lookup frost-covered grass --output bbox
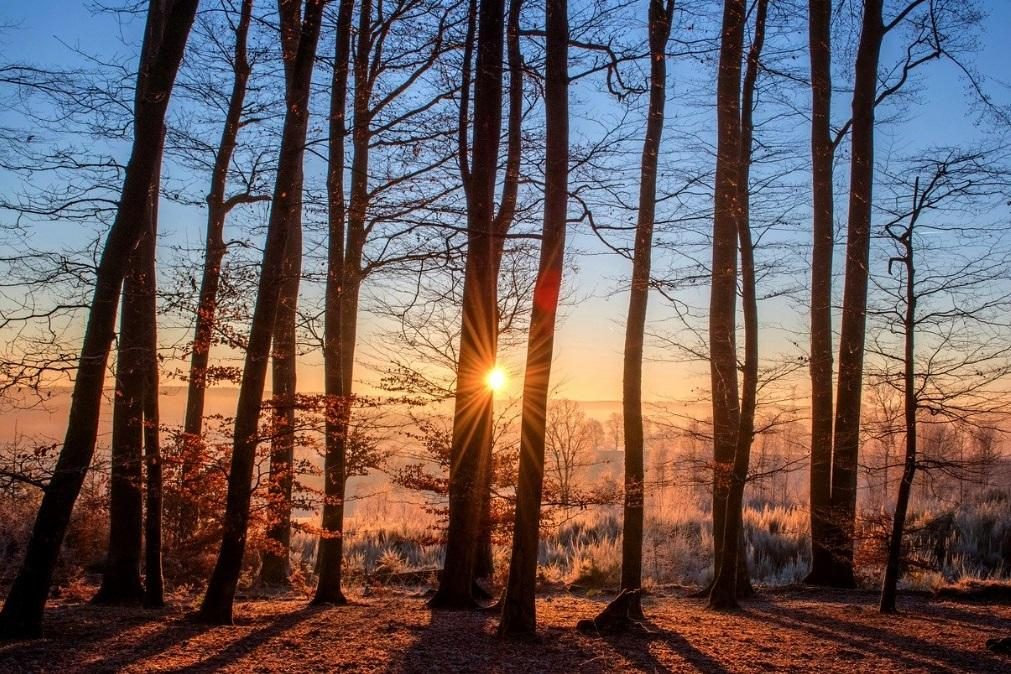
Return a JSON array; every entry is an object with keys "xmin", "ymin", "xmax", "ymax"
[{"xmin": 285, "ymin": 485, "xmax": 1011, "ymax": 593}]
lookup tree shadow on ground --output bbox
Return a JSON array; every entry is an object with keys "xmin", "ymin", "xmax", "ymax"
[
  {"xmin": 751, "ymin": 603, "xmax": 1007, "ymax": 673},
  {"xmin": 598, "ymin": 621, "xmax": 731, "ymax": 674}
]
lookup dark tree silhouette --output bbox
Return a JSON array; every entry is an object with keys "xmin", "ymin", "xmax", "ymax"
[
  {"xmin": 498, "ymin": 0, "xmax": 568, "ymax": 637},
  {"xmin": 430, "ymin": 0, "xmax": 505, "ymax": 610},
  {"xmin": 197, "ymin": 0, "xmax": 326, "ymax": 626},
  {"xmin": 0, "ymin": 0, "xmax": 199, "ymax": 640}
]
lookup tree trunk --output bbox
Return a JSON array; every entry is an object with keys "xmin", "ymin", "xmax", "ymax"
[
  {"xmin": 179, "ymin": 0, "xmax": 255, "ymax": 544},
  {"xmin": 828, "ymin": 0, "xmax": 883, "ymax": 589},
  {"xmin": 142, "ymin": 141, "xmax": 165, "ymax": 608},
  {"xmin": 880, "ymin": 185, "xmax": 917, "ymax": 615},
  {"xmin": 197, "ymin": 0, "xmax": 325, "ymax": 626},
  {"xmin": 93, "ymin": 227, "xmax": 149, "ymax": 607},
  {"xmin": 617, "ymin": 0, "xmax": 674, "ymax": 621},
  {"xmin": 716, "ymin": 0, "xmax": 768, "ymax": 605},
  {"xmin": 431, "ymin": 0, "xmax": 505, "ymax": 611},
  {"xmin": 314, "ymin": 0, "xmax": 362, "ymax": 606},
  {"xmin": 498, "ymin": 0, "xmax": 568, "ymax": 638},
  {"xmin": 260, "ymin": 190, "xmax": 302, "ymax": 587},
  {"xmin": 0, "ymin": 0, "xmax": 198, "ymax": 640},
  {"xmin": 706, "ymin": 0, "xmax": 745, "ymax": 611},
  {"xmin": 806, "ymin": 0, "xmax": 836, "ymax": 586}
]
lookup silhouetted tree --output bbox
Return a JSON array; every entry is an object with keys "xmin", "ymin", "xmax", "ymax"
[
  {"xmin": 498, "ymin": 0, "xmax": 568, "ymax": 637},
  {"xmin": 0, "ymin": 0, "xmax": 199, "ymax": 640},
  {"xmin": 198, "ymin": 0, "xmax": 326, "ymax": 626}
]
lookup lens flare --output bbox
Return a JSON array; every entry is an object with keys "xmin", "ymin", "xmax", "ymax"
[{"xmin": 485, "ymin": 366, "xmax": 508, "ymax": 393}]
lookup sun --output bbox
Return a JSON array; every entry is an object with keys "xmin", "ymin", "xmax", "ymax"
[{"xmin": 485, "ymin": 365, "xmax": 508, "ymax": 393}]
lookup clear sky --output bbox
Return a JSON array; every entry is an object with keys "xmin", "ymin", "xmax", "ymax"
[{"xmin": 2, "ymin": 0, "xmax": 1010, "ymax": 405}]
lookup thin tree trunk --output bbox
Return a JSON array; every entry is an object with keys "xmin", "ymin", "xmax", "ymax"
[
  {"xmin": 806, "ymin": 0, "xmax": 836, "ymax": 586},
  {"xmin": 314, "ymin": 0, "xmax": 355, "ymax": 607},
  {"xmin": 260, "ymin": 191, "xmax": 302, "ymax": 587},
  {"xmin": 498, "ymin": 0, "xmax": 568, "ymax": 638},
  {"xmin": 474, "ymin": 0, "xmax": 524, "ymax": 587},
  {"xmin": 880, "ymin": 182, "xmax": 918, "ymax": 614},
  {"xmin": 179, "ymin": 0, "xmax": 256, "ymax": 543},
  {"xmin": 706, "ymin": 0, "xmax": 745, "ymax": 611},
  {"xmin": 142, "ymin": 139, "xmax": 165, "ymax": 608},
  {"xmin": 93, "ymin": 219, "xmax": 149, "ymax": 607},
  {"xmin": 0, "ymin": 0, "xmax": 198, "ymax": 640},
  {"xmin": 431, "ymin": 0, "xmax": 505, "ymax": 611},
  {"xmin": 618, "ymin": 0, "xmax": 674, "ymax": 621},
  {"xmin": 828, "ymin": 0, "xmax": 884, "ymax": 589},
  {"xmin": 722, "ymin": 0, "xmax": 768, "ymax": 603},
  {"xmin": 197, "ymin": 0, "xmax": 325, "ymax": 625}
]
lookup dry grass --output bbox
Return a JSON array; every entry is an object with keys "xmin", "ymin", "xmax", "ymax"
[{"xmin": 1, "ymin": 587, "xmax": 1009, "ymax": 673}]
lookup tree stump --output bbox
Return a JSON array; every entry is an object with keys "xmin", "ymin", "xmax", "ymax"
[{"xmin": 576, "ymin": 589, "xmax": 653, "ymax": 636}]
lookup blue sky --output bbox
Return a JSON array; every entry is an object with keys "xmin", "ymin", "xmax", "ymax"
[{"xmin": 2, "ymin": 0, "xmax": 1010, "ymax": 403}]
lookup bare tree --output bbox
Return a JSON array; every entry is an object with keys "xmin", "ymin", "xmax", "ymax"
[
  {"xmin": 869, "ymin": 149, "xmax": 1011, "ymax": 613},
  {"xmin": 0, "ymin": 0, "xmax": 199, "ymax": 640},
  {"xmin": 197, "ymin": 0, "xmax": 327, "ymax": 626},
  {"xmin": 499, "ymin": 0, "xmax": 568, "ymax": 637}
]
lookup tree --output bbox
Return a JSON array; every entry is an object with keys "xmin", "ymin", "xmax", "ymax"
[
  {"xmin": 0, "ymin": 0, "xmax": 199, "ymax": 640},
  {"xmin": 93, "ymin": 129, "xmax": 165, "ymax": 607},
  {"xmin": 808, "ymin": 0, "xmax": 988, "ymax": 587},
  {"xmin": 430, "ymin": 0, "xmax": 506, "ymax": 610},
  {"xmin": 544, "ymin": 399, "xmax": 596, "ymax": 507},
  {"xmin": 870, "ymin": 149, "xmax": 1011, "ymax": 613},
  {"xmin": 615, "ymin": 0, "xmax": 674, "ymax": 621},
  {"xmin": 498, "ymin": 0, "xmax": 568, "ymax": 637},
  {"xmin": 197, "ymin": 0, "xmax": 326, "ymax": 626},
  {"xmin": 705, "ymin": 0, "xmax": 745, "ymax": 611},
  {"xmin": 313, "ymin": 0, "xmax": 355, "ymax": 606},
  {"xmin": 179, "ymin": 0, "xmax": 268, "ymax": 544},
  {"xmin": 313, "ymin": 0, "xmax": 464, "ymax": 603}
]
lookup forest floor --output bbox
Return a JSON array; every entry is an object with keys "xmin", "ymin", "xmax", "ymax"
[{"xmin": 1, "ymin": 585, "xmax": 1009, "ymax": 673}]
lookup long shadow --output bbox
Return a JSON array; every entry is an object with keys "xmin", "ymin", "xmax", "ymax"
[
  {"xmin": 0, "ymin": 603, "xmax": 176, "ymax": 668},
  {"xmin": 753, "ymin": 604, "xmax": 1004, "ymax": 673},
  {"xmin": 602, "ymin": 620, "xmax": 730, "ymax": 674},
  {"xmin": 162, "ymin": 606, "xmax": 324, "ymax": 673},
  {"xmin": 81, "ymin": 604, "xmax": 322, "ymax": 673}
]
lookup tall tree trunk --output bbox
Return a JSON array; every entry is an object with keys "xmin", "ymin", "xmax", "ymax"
[
  {"xmin": 198, "ymin": 0, "xmax": 325, "ymax": 625},
  {"xmin": 618, "ymin": 0, "xmax": 674, "ymax": 621},
  {"xmin": 142, "ymin": 138, "xmax": 165, "ymax": 608},
  {"xmin": 718, "ymin": 0, "xmax": 769, "ymax": 604},
  {"xmin": 706, "ymin": 0, "xmax": 745, "ymax": 611},
  {"xmin": 179, "ymin": 0, "xmax": 256, "ymax": 544},
  {"xmin": 313, "ymin": 0, "xmax": 355, "ymax": 606},
  {"xmin": 498, "ymin": 0, "xmax": 568, "ymax": 638},
  {"xmin": 880, "ymin": 183, "xmax": 918, "ymax": 614},
  {"xmin": 474, "ymin": 0, "xmax": 524, "ymax": 587},
  {"xmin": 430, "ymin": 0, "xmax": 505, "ymax": 611},
  {"xmin": 93, "ymin": 212, "xmax": 150, "ymax": 608},
  {"xmin": 806, "ymin": 0, "xmax": 836, "ymax": 586},
  {"xmin": 828, "ymin": 0, "xmax": 883, "ymax": 589},
  {"xmin": 260, "ymin": 191, "xmax": 302, "ymax": 587},
  {"xmin": 0, "ymin": 0, "xmax": 198, "ymax": 640}
]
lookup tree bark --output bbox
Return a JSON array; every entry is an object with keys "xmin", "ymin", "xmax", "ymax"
[
  {"xmin": 617, "ymin": 0, "xmax": 674, "ymax": 621},
  {"xmin": 430, "ymin": 0, "xmax": 505, "ymax": 611},
  {"xmin": 0, "ymin": 0, "xmax": 198, "ymax": 640},
  {"xmin": 706, "ymin": 0, "xmax": 745, "ymax": 611},
  {"xmin": 498, "ymin": 0, "xmax": 568, "ymax": 638},
  {"xmin": 313, "ymin": 0, "xmax": 355, "ymax": 607},
  {"xmin": 142, "ymin": 141, "xmax": 165, "ymax": 608},
  {"xmin": 179, "ymin": 0, "xmax": 256, "ymax": 544},
  {"xmin": 828, "ymin": 0, "xmax": 884, "ymax": 589},
  {"xmin": 197, "ymin": 0, "xmax": 325, "ymax": 626},
  {"xmin": 260, "ymin": 183, "xmax": 302, "ymax": 587},
  {"xmin": 880, "ymin": 183, "xmax": 918, "ymax": 614},
  {"xmin": 806, "ymin": 0, "xmax": 836, "ymax": 586},
  {"xmin": 92, "ymin": 228, "xmax": 149, "ymax": 607}
]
